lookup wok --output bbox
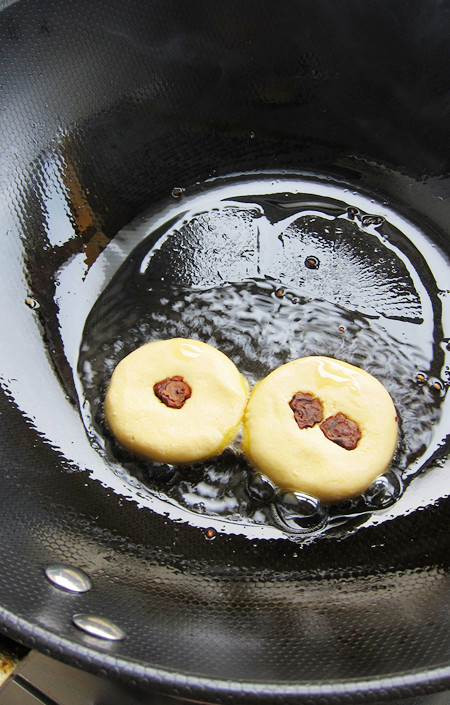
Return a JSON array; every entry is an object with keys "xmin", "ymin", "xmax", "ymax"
[{"xmin": 0, "ymin": 0, "xmax": 449, "ymax": 702}]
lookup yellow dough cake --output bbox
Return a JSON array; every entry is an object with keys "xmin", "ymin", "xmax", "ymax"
[
  {"xmin": 242, "ymin": 356, "xmax": 398, "ymax": 503},
  {"xmin": 105, "ymin": 338, "xmax": 248, "ymax": 464}
]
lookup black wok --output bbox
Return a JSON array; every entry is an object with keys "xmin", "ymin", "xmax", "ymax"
[{"xmin": 0, "ymin": 0, "xmax": 449, "ymax": 702}]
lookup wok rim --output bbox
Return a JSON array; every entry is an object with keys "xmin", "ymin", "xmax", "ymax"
[{"xmin": 1, "ymin": 606, "xmax": 449, "ymax": 703}]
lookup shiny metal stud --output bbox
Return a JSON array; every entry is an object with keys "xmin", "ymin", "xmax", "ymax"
[
  {"xmin": 72, "ymin": 614, "xmax": 125, "ymax": 641},
  {"xmin": 45, "ymin": 564, "xmax": 92, "ymax": 594}
]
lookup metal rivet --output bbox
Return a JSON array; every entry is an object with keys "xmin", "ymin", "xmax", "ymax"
[
  {"xmin": 72, "ymin": 614, "xmax": 125, "ymax": 641},
  {"xmin": 45, "ymin": 564, "xmax": 92, "ymax": 594}
]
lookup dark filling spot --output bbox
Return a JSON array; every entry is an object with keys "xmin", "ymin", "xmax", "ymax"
[
  {"xmin": 289, "ymin": 392, "xmax": 324, "ymax": 429},
  {"xmin": 153, "ymin": 376, "xmax": 192, "ymax": 409},
  {"xmin": 320, "ymin": 412, "xmax": 361, "ymax": 450}
]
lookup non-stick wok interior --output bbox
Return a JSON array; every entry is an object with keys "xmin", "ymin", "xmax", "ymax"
[{"xmin": 0, "ymin": 0, "xmax": 450, "ymax": 702}]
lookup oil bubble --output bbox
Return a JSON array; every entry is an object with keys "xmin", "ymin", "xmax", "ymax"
[
  {"xmin": 171, "ymin": 187, "xmax": 185, "ymax": 199},
  {"xmin": 304, "ymin": 256, "xmax": 320, "ymax": 270},
  {"xmin": 365, "ymin": 471, "xmax": 402, "ymax": 508},
  {"xmin": 272, "ymin": 491, "xmax": 328, "ymax": 533},
  {"xmin": 152, "ymin": 464, "xmax": 178, "ymax": 483},
  {"xmin": 361, "ymin": 215, "xmax": 385, "ymax": 227},
  {"xmin": 428, "ymin": 378, "xmax": 445, "ymax": 397},
  {"xmin": 247, "ymin": 472, "xmax": 276, "ymax": 504},
  {"xmin": 206, "ymin": 527, "xmax": 216, "ymax": 540}
]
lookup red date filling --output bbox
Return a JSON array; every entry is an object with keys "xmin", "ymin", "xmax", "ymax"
[
  {"xmin": 153, "ymin": 376, "xmax": 192, "ymax": 409},
  {"xmin": 320, "ymin": 412, "xmax": 361, "ymax": 450},
  {"xmin": 289, "ymin": 392, "xmax": 362, "ymax": 450},
  {"xmin": 289, "ymin": 392, "xmax": 324, "ymax": 429}
]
